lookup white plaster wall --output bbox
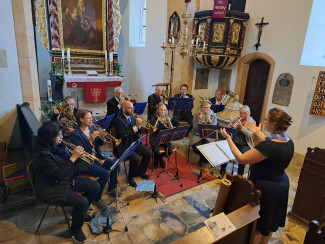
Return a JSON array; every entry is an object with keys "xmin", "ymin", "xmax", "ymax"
[
  {"xmin": 0, "ymin": 0, "xmax": 22, "ymax": 142},
  {"xmin": 117, "ymin": 0, "xmax": 167, "ymax": 102}
]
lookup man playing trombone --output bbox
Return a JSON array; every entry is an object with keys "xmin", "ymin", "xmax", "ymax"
[
  {"xmin": 112, "ymin": 101, "xmax": 152, "ymax": 187},
  {"xmin": 189, "ymin": 100, "xmax": 218, "ymax": 166}
]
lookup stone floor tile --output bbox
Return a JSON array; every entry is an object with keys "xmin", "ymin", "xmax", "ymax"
[
  {"xmin": 142, "ymin": 220, "xmax": 173, "ymax": 242},
  {"xmin": 127, "ymin": 225, "xmax": 151, "ymax": 244},
  {"xmin": 98, "ymin": 233, "xmax": 131, "ymax": 244},
  {"xmin": 0, "ymin": 226, "xmax": 22, "ymax": 243},
  {"xmin": 16, "ymin": 231, "xmax": 41, "ymax": 244}
]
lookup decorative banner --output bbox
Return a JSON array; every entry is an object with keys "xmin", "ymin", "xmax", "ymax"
[
  {"xmin": 213, "ymin": 0, "xmax": 229, "ymax": 18},
  {"xmin": 84, "ymin": 82, "xmax": 107, "ymax": 103}
]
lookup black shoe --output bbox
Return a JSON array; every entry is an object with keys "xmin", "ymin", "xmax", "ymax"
[
  {"xmin": 72, "ymin": 229, "xmax": 86, "ymax": 243},
  {"xmin": 84, "ymin": 214, "xmax": 94, "ymax": 222},
  {"xmin": 127, "ymin": 177, "xmax": 137, "ymax": 187},
  {"xmin": 107, "ymin": 188, "xmax": 122, "ymax": 197},
  {"xmin": 138, "ymin": 173, "xmax": 150, "ymax": 179}
]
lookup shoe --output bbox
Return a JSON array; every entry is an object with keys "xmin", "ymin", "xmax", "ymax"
[
  {"xmin": 107, "ymin": 188, "xmax": 122, "ymax": 197},
  {"xmin": 138, "ymin": 173, "xmax": 150, "ymax": 179},
  {"xmin": 72, "ymin": 229, "xmax": 86, "ymax": 243},
  {"xmin": 127, "ymin": 177, "xmax": 137, "ymax": 187},
  {"xmin": 84, "ymin": 214, "xmax": 94, "ymax": 222},
  {"xmin": 92, "ymin": 199, "xmax": 108, "ymax": 210}
]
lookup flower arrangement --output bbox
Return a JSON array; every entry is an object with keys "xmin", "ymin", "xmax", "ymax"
[{"xmin": 50, "ymin": 60, "xmax": 64, "ymax": 85}]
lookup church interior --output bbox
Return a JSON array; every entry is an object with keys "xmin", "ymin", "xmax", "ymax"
[{"xmin": 0, "ymin": 0, "xmax": 325, "ymax": 243}]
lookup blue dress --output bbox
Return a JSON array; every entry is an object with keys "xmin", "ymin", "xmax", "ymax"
[{"xmin": 249, "ymin": 139, "xmax": 294, "ymax": 236}]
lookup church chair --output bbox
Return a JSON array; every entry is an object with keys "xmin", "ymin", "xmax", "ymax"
[{"xmin": 27, "ymin": 161, "xmax": 71, "ymax": 235}]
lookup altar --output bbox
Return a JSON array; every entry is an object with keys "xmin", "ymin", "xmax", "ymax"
[{"xmin": 64, "ymin": 74, "xmax": 123, "ymax": 119}]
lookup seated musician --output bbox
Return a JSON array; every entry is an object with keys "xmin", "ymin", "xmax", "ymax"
[
  {"xmin": 220, "ymin": 107, "xmax": 294, "ymax": 244},
  {"xmin": 173, "ymin": 84, "xmax": 193, "ymax": 126},
  {"xmin": 209, "ymin": 89, "xmax": 223, "ymax": 105},
  {"xmin": 33, "ymin": 121, "xmax": 100, "ymax": 243},
  {"xmin": 106, "ymin": 87, "xmax": 124, "ymax": 117},
  {"xmin": 112, "ymin": 101, "xmax": 152, "ymax": 187},
  {"xmin": 65, "ymin": 96, "xmax": 79, "ymax": 117},
  {"xmin": 150, "ymin": 102, "xmax": 175, "ymax": 168},
  {"xmin": 189, "ymin": 100, "xmax": 218, "ymax": 166},
  {"xmin": 147, "ymin": 86, "xmax": 164, "ymax": 121},
  {"xmin": 70, "ymin": 109, "xmax": 119, "ymax": 209}
]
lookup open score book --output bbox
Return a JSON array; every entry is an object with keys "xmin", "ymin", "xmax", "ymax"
[{"xmin": 197, "ymin": 140, "xmax": 235, "ymax": 167}]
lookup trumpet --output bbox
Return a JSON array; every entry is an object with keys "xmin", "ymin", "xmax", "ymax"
[
  {"xmin": 61, "ymin": 140, "xmax": 105, "ymax": 165},
  {"xmin": 91, "ymin": 124, "xmax": 122, "ymax": 146},
  {"xmin": 133, "ymin": 113, "xmax": 158, "ymax": 132},
  {"xmin": 154, "ymin": 114, "xmax": 173, "ymax": 129},
  {"xmin": 229, "ymin": 117, "xmax": 242, "ymax": 128},
  {"xmin": 198, "ymin": 111, "xmax": 212, "ymax": 125}
]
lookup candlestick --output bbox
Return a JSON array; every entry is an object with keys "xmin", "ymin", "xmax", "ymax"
[
  {"xmin": 105, "ymin": 59, "xmax": 108, "ymax": 75},
  {"xmin": 68, "ymin": 58, "xmax": 72, "ymax": 76},
  {"xmin": 105, "ymin": 50, "xmax": 107, "ymax": 61},
  {"xmin": 62, "ymin": 49, "xmax": 64, "ymax": 60},
  {"xmin": 172, "ymin": 36, "xmax": 175, "ymax": 44},
  {"xmin": 196, "ymin": 38, "xmax": 199, "ymax": 46},
  {"xmin": 109, "ymin": 52, "xmax": 113, "ymax": 63},
  {"xmin": 67, "ymin": 48, "xmax": 70, "ymax": 62},
  {"xmin": 203, "ymin": 41, "xmax": 206, "ymax": 49},
  {"xmin": 109, "ymin": 61, "xmax": 113, "ymax": 76}
]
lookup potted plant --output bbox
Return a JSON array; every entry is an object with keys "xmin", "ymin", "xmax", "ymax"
[
  {"xmin": 40, "ymin": 99, "xmax": 62, "ymax": 122},
  {"xmin": 50, "ymin": 60, "xmax": 64, "ymax": 100}
]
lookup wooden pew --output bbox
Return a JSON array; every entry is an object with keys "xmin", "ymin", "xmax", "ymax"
[{"xmin": 304, "ymin": 220, "xmax": 325, "ymax": 244}]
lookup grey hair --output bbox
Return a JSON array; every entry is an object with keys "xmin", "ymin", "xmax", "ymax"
[
  {"xmin": 239, "ymin": 105, "xmax": 251, "ymax": 115},
  {"xmin": 114, "ymin": 87, "xmax": 122, "ymax": 92}
]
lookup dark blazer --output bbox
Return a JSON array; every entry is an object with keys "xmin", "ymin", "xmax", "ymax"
[
  {"xmin": 106, "ymin": 97, "xmax": 120, "ymax": 117},
  {"xmin": 33, "ymin": 143, "xmax": 76, "ymax": 204},
  {"xmin": 147, "ymin": 93, "xmax": 164, "ymax": 120},
  {"xmin": 112, "ymin": 114, "xmax": 143, "ymax": 157},
  {"xmin": 70, "ymin": 127, "xmax": 105, "ymax": 171},
  {"xmin": 209, "ymin": 97, "xmax": 216, "ymax": 105},
  {"xmin": 174, "ymin": 93, "xmax": 193, "ymax": 99}
]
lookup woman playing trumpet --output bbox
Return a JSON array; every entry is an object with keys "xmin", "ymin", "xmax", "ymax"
[
  {"xmin": 70, "ymin": 109, "xmax": 119, "ymax": 209},
  {"xmin": 190, "ymin": 101, "xmax": 218, "ymax": 166},
  {"xmin": 33, "ymin": 121, "xmax": 100, "ymax": 243},
  {"xmin": 150, "ymin": 102, "xmax": 175, "ymax": 168}
]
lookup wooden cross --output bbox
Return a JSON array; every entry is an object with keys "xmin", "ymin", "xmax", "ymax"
[{"xmin": 254, "ymin": 17, "xmax": 269, "ymax": 50}]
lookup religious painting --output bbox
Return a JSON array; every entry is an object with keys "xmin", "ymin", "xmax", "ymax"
[
  {"xmin": 57, "ymin": 0, "xmax": 106, "ymax": 53},
  {"xmin": 195, "ymin": 68, "xmax": 209, "ymax": 90},
  {"xmin": 272, "ymin": 73, "xmax": 294, "ymax": 106}
]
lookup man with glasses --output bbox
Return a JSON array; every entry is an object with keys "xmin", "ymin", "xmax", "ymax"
[
  {"xmin": 106, "ymin": 87, "xmax": 124, "ymax": 117},
  {"xmin": 111, "ymin": 101, "xmax": 152, "ymax": 187}
]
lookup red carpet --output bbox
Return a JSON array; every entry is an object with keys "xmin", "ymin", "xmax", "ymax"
[{"xmin": 146, "ymin": 152, "xmax": 215, "ymax": 197}]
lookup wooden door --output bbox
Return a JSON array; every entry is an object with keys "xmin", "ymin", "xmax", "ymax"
[{"xmin": 243, "ymin": 60, "xmax": 270, "ymax": 124}]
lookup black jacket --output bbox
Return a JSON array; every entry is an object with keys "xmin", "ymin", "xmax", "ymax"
[
  {"xmin": 106, "ymin": 97, "xmax": 120, "ymax": 117},
  {"xmin": 33, "ymin": 143, "xmax": 77, "ymax": 204},
  {"xmin": 147, "ymin": 93, "xmax": 164, "ymax": 120}
]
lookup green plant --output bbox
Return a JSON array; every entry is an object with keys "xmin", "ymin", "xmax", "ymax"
[
  {"xmin": 50, "ymin": 60, "xmax": 64, "ymax": 85},
  {"xmin": 40, "ymin": 99, "xmax": 62, "ymax": 120},
  {"xmin": 113, "ymin": 60, "xmax": 123, "ymax": 77}
]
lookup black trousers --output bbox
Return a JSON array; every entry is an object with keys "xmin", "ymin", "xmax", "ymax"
[
  {"xmin": 151, "ymin": 143, "xmax": 172, "ymax": 163},
  {"xmin": 127, "ymin": 143, "xmax": 152, "ymax": 177},
  {"xmin": 60, "ymin": 176, "xmax": 100, "ymax": 232}
]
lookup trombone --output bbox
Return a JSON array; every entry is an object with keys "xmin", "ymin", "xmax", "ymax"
[
  {"xmin": 133, "ymin": 113, "xmax": 158, "ymax": 132},
  {"xmin": 61, "ymin": 140, "xmax": 105, "ymax": 165},
  {"xmin": 91, "ymin": 124, "xmax": 122, "ymax": 146}
]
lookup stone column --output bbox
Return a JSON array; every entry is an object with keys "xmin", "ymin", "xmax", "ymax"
[{"xmin": 11, "ymin": 0, "xmax": 41, "ymax": 117}]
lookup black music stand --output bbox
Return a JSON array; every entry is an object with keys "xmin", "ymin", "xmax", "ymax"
[
  {"xmin": 167, "ymin": 97, "xmax": 193, "ymax": 117},
  {"xmin": 210, "ymin": 104, "xmax": 225, "ymax": 113},
  {"xmin": 133, "ymin": 102, "xmax": 147, "ymax": 115},
  {"xmin": 152, "ymin": 125, "xmax": 191, "ymax": 187},
  {"xmin": 109, "ymin": 135, "xmax": 145, "ymax": 232},
  {"xmin": 197, "ymin": 125, "xmax": 236, "ymax": 182},
  {"xmin": 94, "ymin": 114, "xmax": 115, "ymax": 129}
]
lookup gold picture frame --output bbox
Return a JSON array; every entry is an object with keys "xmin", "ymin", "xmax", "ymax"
[{"xmin": 56, "ymin": 0, "xmax": 106, "ymax": 54}]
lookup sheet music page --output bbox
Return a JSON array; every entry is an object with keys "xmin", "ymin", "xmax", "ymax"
[
  {"xmin": 216, "ymin": 140, "xmax": 235, "ymax": 161},
  {"xmin": 197, "ymin": 142, "xmax": 229, "ymax": 167},
  {"xmin": 204, "ymin": 212, "xmax": 236, "ymax": 241}
]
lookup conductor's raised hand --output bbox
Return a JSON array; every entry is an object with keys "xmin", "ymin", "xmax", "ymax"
[
  {"xmin": 246, "ymin": 121, "xmax": 261, "ymax": 133},
  {"xmin": 220, "ymin": 128, "xmax": 231, "ymax": 140}
]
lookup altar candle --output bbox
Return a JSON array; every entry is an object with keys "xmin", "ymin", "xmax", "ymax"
[
  {"xmin": 172, "ymin": 36, "xmax": 175, "ymax": 44},
  {"xmin": 62, "ymin": 49, "xmax": 64, "ymax": 60},
  {"xmin": 198, "ymin": 25, "xmax": 201, "ymax": 34},
  {"xmin": 105, "ymin": 50, "xmax": 107, "ymax": 61},
  {"xmin": 109, "ymin": 52, "xmax": 113, "ymax": 62},
  {"xmin": 203, "ymin": 41, "xmax": 206, "ymax": 49},
  {"xmin": 196, "ymin": 38, "xmax": 199, "ymax": 46},
  {"xmin": 67, "ymin": 48, "xmax": 70, "ymax": 62}
]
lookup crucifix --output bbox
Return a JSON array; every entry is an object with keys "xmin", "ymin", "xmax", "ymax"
[{"xmin": 254, "ymin": 17, "xmax": 269, "ymax": 50}]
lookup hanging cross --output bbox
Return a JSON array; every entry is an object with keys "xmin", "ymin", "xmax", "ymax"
[{"xmin": 254, "ymin": 17, "xmax": 269, "ymax": 50}]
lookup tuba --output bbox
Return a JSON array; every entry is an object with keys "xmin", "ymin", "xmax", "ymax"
[
  {"xmin": 54, "ymin": 101, "xmax": 77, "ymax": 128},
  {"xmin": 220, "ymin": 89, "xmax": 237, "ymax": 105}
]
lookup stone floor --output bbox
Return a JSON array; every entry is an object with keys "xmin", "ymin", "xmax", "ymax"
[{"xmin": 0, "ymin": 140, "xmax": 308, "ymax": 244}]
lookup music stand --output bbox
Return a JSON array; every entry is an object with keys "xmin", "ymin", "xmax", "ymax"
[
  {"xmin": 167, "ymin": 97, "xmax": 193, "ymax": 117},
  {"xmin": 153, "ymin": 125, "xmax": 191, "ymax": 187},
  {"xmin": 109, "ymin": 135, "xmax": 145, "ymax": 232},
  {"xmin": 197, "ymin": 125, "xmax": 236, "ymax": 182},
  {"xmin": 133, "ymin": 102, "xmax": 147, "ymax": 115},
  {"xmin": 210, "ymin": 104, "xmax": 225, "ymax": 113},
  {"xmin": 94, "ymin": 114, "xmax": 115, "ymax": 129}
]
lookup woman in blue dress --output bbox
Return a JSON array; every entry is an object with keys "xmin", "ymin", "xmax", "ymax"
[{"xmin": 220, "ymin": 107, "xmax": 294, "ymax": 244}]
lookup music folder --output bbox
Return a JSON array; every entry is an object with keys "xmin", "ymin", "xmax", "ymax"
[
  {"xmin": 167, "ymin": 97, "xmax": 193, "ymax": 111},
  {"xmin": 110, "ymin": 135, "xmax": 145, "ymax": 171},
  {"xmin": 197, "ymin": 140, "xmax": 235, "ymax": 167}
]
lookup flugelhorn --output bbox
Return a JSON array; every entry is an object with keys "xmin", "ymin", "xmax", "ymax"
[
  {"xmin": 61, "ymin": 140, "xmax": 105, "ymax": 165},
  {"xmin": 133, "ymin": 113, "xmax": 158, "ymax": 132},
  {"xmin": 229, "ymin": 117, "xmax": 241, "ymax": 128},
  {"xmin": 91, "ymin": 124, "xmax": 122, "ymax": 146}
]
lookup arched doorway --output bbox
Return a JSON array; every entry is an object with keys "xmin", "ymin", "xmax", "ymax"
[{"xmin": 235, "ymin": 52, "xmax": 275, "ymax": 124}]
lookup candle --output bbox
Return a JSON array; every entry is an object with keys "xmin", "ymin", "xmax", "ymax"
[
  {"xmin": 198, "ymin": 25, "xmax": 201, "ymax": 34},
  {"xmin": 105, "ymin": 50, "xmax": 107, "ymax": 61},
  {"xmin": 172, "ymin": 36, "xmax": 175, "ymax": 44},
  {"xmin": 47, "ymin": 80, "xmax": 52, "ymax": 102},
  {"xmin": 62, "ymin": 50, "xmax": 64, "ymax": 60},
  {"xmin": 191, "ymin": 39, "xmax": 194, "ymax": 44},
  {"xmin": 109, "ymin": 52, "xmax": 113, "ymax": 62},
  {"xmin": 67, "ymin": 48, "xmax": 70, "ymax": 62},
  {"xmin": 196, "ymin": 38, "xmax": 199, "ymax": 46},
  {"xmin": 203, "ymin": 41, "xmax": 206, "ymax": 48}
]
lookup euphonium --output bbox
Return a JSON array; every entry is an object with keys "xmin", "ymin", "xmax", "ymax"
[
  {"xmin": 220, "ymin": 89, "xmax": 236, "ymax": 105},
  {"xmin": 133, "ymin": 113, "xmax": 158, "ymax": 132},
  {"xmin": 54, "ymin": 101, "xmax": 77, "ymax": 128},
  {"xmin": 61, "ymin": 140, "xmax": 105, "ymax": 165},
  {"xmin": 91, "ymin": 124, "xmax": 122, "ymax": 146}
]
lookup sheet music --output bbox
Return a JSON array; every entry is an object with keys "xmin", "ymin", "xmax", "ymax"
[
  {"xmin": 197, "ymin": 143, "xmax": 230, "ymax": 167},
  {"xmin": 205, "ymin": 212, "xmax": 236, "ymax": 241},
  {"xmin": 216, "ymin": 140, "xmax": 235, "ymax": 161}
]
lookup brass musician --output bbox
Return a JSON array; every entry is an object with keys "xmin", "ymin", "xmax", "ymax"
[{"xmin": 149, "ymin": 102, "xmax": 174, "ymax": 168}]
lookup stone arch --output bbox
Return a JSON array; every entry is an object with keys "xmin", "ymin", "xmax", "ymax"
[{"xmin": 235, "ymin": 52, "xmax": 275, "ymax": 123}]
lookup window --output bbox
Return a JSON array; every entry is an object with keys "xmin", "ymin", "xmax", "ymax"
[{"xmin": 129, "ymin": 0, "xmax": 147, "ymax": 47}]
